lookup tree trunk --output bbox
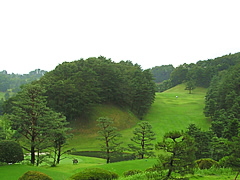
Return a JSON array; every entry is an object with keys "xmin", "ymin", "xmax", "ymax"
[
  {"xmin": 31, "ymin": 136, "xmax": 35, "ymax": 165},
  {"xmin": 234, "ymin": 170, "xmax": 239, "ymax": 180},
  {"xmin": 37, "ymin": 149, "xmax": 39, "ymax": 166},
  {"xmin": 57, "ymin": 144, "xmax": 61, "ymax": 164}
]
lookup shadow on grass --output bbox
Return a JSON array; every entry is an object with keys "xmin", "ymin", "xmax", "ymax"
[{"xmin": 71, "ymin": 151, "xmax": 136, "ymax": 163}]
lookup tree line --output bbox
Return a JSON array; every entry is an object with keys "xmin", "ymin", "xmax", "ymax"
[
  {"xmin": 37, "ymin": 56, "xmax": 155, "ymax": 120},
  {"xmin": 153, "ymin": 52, "xmax": 240, "ymax": 92},
  {"xmin": 0, "ymin": 69, "xmax": 46, "ymax": 93}
]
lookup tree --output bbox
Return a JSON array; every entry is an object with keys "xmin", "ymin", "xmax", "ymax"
[
  {"xmin": 0, "ymin": 140, "xmax": 24, "ymax": 164},
  {"xmin": 186, "ymin": 124, "xmax": 212, "ymax": 160},
  {"xmin": 128, "ymin": 121, "xmax": 156, "ymax": 159},
  {"xmin": 97, "ymin": 117, "xmax": 122, "ymax": 163},
  {"xmin": 221, "ymin": 136, "xmax": 240, "ymax": 180},
  {"xmin": 150, "ymin": 65, "xmax": 175, "ymax": 83},
  {"xmin": 185, "ymin": 79, "xmax": 196, "ymax": 94},
  {"xmin": 155, "ymin": 131, "xmax": 196, "ymax": 180},
  {"xmin": 50, "ymin": 126, "xmax": 72, "ymax": 166},
  {"xmin": 8, "ymin": 84, "xmax": 69, "ymax": 165}
]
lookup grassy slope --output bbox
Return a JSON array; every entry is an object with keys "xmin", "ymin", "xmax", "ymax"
[
  {"xmin": 68, "ymin": 84, "xmax": 210, "ymax": 151},
  {"xmin": 2, "ymin": 84, "xmax": 234, "ymax": 179},
  {"xmin": 145, "ymin": 84, "xmax": 210, "ymax": 143}
]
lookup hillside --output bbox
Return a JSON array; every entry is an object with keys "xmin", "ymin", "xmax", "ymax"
[{"xmin": 68, "ymin": 84, "xmax": 211, "ymax": 151}]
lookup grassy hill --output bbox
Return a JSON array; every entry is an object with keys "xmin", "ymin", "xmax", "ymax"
[{"xmin": 68, "ymin": 84, "xmax": 211, "ymax": 151}]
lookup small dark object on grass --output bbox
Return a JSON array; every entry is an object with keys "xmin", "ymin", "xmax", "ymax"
[{"xmin": 73, "ymin": 159, "xmax": 78, "ymax": 164}]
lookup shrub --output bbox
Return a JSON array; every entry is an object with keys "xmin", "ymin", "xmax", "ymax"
[
  {"xmin": 18, "ymin": 171, "xmax": 53, "ymax": 180},
  {"xmin": 0, "ymin": 140, "xmax": 24, "ymax": 163},
  {"xmin": 219, "ymin": 156, "xmax": 231, "ymax": 168},
  {"xmin": 123, "ymin": 170, "xmax": 142, "ymax": 177},
  {"xmin": 70, "ymin": 168, "xmax": 119, "ymax": 180},
  {"xmin": 195, "ymin": 159, "xmax": 219, "ymax": 169}
]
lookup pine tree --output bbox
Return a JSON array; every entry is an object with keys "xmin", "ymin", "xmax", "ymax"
[
  {"xmin": 9, "ymin": 84, "xmax": 69, "ymax": 165},
  {"xmin": 155, "ymin": 131, "xmax": 196, "ymax": 179},
  {"xmin": 97, "ymin": 117, "xmax": 122, "ymax": 163},
  {"xmin": 128, "ymin": 121, "xmax": 156, "ymax": 159}
]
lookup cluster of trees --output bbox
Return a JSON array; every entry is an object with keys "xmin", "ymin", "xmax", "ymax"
[
  {"xmin": 204, "ymin": 63, "xmax": 240, "ymax": 140},
  {"xmin": 38, "ymin": 56, "xmax": 155, "ymax": 120},
  {"xmin": 0, "ymin": 69, "xmax": 46, "ymax": 93},
  {"xmin": 0, "ymin": 84, "xmax": 71, "ymax": 166},
  {"xmin": 154, "ymin": 52, "xmax": 240, "ymax": 93},
  {"xmin": 97, "ymin": 117, "xmax": 156, "ymax": 164},
  {"xmin": 97, "ymin": 118, "xmax": 199, "ymax": 179},
  {"xmin": 171, "ymin": 53, "xmax": 240, "ymax": 88},
  {"xmin": 150, "ymin": 65, "xmax": 174, "ymax": 83},
  {"xmin": 0, "ymin": 56, "xmax": 156, "ymax": 166},
  {"xmin": 97, "ymin": 117, "xmax": 240, "ymax": 179}
]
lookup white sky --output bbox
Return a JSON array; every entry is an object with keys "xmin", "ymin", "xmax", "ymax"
[{"xmin": 1, "ymin": 0, "xmax": 240, "ymax": 74}]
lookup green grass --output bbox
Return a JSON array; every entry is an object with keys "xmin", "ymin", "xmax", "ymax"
[
  {"xmin": 68, "ymin": 84, "xmax": 210, "ymax": 150},
  {"xmin": 1, "ymin": 84, "xmax": 228, "ymax": 180},
  {"xmin": 145, "ymin": 84, "xmax": 210, "ymax": 143}
]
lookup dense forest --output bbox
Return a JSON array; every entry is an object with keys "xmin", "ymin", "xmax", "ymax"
[
  {"xmin": 2, "ymin": 57, "xmax": 156, "ymax": 120},
  {"xmin": 153, "ymin": 52, "xmax": 240, "ymax": 92},
  {"xmin": 38, "ymin": 57, "xmax": 156, "ymax": 120},
  {"xmin": 0, "ymin": 69, "xmax": 46, "ymax": 93}
]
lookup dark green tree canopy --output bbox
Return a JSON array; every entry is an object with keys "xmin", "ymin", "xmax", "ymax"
[
  {"xmin": 0, "ymin": 140, "xmax": 24, "ymax": 164},
  {"xmin": 7, "ymin": 84, "xmax": 70, "ymax": 165},
  {"xmin": 150, "ymin": 65, "xmax": 174, "ymax": 83},
  {"xmin": 155, "ymin": 131, "xmax": 196, "ymax": 179},
  {"xmin": 204, "ymin": 64, "xmax": 240, "ymax": 139},
  {"xmin": 38, "ymin": 56, "xmax": 155, "ymax": 120}
]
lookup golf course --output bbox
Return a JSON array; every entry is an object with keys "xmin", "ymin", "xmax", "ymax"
[{"xmin": 0, "ymin": 84, "xmax": 237, "ymax": 179}]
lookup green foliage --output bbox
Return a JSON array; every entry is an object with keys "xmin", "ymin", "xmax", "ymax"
[
  {"xmin": 0, "ymin": 69, "xmax": 46, "ymax": 93},
  {"xmin": 170, "ymin": 64, "xmax": 188, "ymax": 86},
  {"xmin": 128, "ymin": 121, "xmax": 156, "ymax": 159},
  {"xmin": 0, "ymin": 140, "xmax": 24, "ymax": 163},
  {"xmin": 186, "ymin": 124, "xmax": 212, "ymax": 160},
  {"xmin": 185, "ymin": 80, "xmax": 196, "ymax": 94},
  {"xmin": 150, "ymin": 65, "xmax": 175, "ymax": 83},
  {"xmin": 39, "ymin": 57, "xmax": 155, "ymax": 120},
  {"xmin": 205, "ymin": 64, "xmax": 240, "ymax": 140},
  {"xmin": 170, "ymin": 52, "xmax": 240, "ymax": 89},
  {"xmin": 70, "ymin": 168, "xmax": 119, "ymax": 180},
  {"xmin": 97, "ymin": 117, "xmax": 122, "ymax": 163},
  {"xmin": 18, "ymin": 171, "xmax": 53, "ymax": 180},
  {"xmin": 123, "ymin": 169, "xmax": 142, "ymax": 177},
  {"xmin": 7, "ymin": 83, "xmax": 70, "ymax": 165},
  {"xmin": 195, "ymin": 159, "xmax": 219, "ymax": 169},
  {"xmin": 156, "ymin": 79, "xmax": 173, "ymax": 92},
  {"xmin": 155, "ymin": 131, "xmax": 196, "ymax": 179}
]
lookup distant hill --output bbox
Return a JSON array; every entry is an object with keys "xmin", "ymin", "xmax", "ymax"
[{"xmin": 0, "ymin": 69, "xmax": 47, "ymax": 93}]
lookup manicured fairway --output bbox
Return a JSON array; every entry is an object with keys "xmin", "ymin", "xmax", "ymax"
[{"xmin": 144, "ymin": 84, "xmax": 210, "ymax": 143}]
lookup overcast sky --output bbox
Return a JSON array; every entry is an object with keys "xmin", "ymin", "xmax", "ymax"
[{"xmin": 1, "ymin": 0, "xmax": 240, "ymax": 74}]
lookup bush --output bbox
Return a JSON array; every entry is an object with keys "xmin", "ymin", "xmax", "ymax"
[
  {"xmin": 18, "ymin": 171, "xmax": 53, "ymax": 180},
  {"xmin": 123, "ymin": 170, "xmax": 142, "ymax": 177},
  {"xmin": 70, "ymin": 168, "xmax": 119, "ymax": 180},
  {"xmin": 219, "ymin": 156, "xmax": 231, "ymax": 168},
  {"xmin": 0, "ymin": 140, "xmax": 24, "ymax": 163},
  {"xmin": 195, "ymin": 159, "xmax": 219, "ymax": 169}
]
